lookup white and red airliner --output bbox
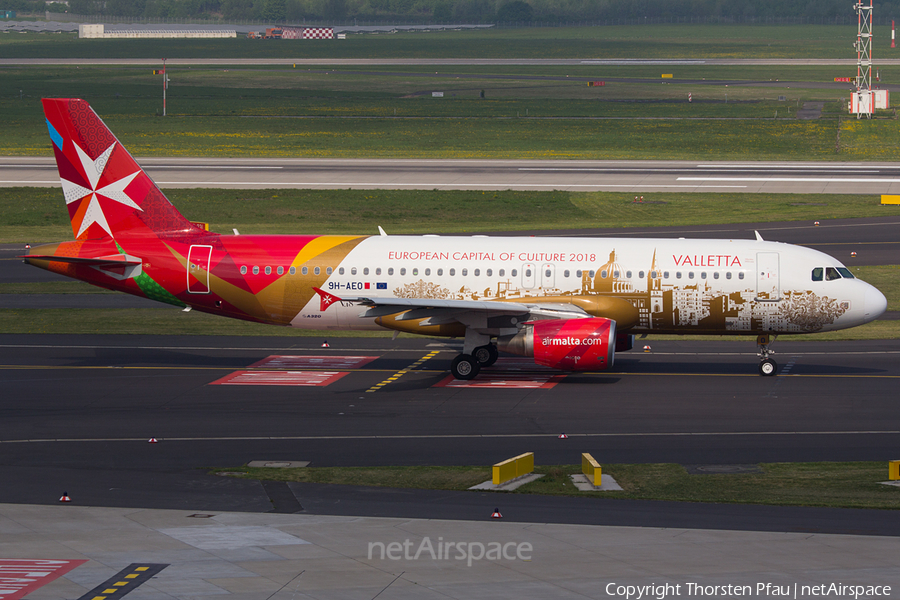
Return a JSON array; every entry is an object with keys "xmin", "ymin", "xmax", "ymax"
[{"xmin": 25, "ymin": 98, "xmax": 888, "ymax": 379}]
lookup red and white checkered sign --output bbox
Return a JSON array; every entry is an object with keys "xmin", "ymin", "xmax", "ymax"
[{"xmin": 302, "ymin": 27, "xmax": 333, "ymax": 39}]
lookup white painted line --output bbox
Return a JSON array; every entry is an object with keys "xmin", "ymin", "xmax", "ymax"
[
  {"xmin": 3, "ymin": 430, "xmax": 900, "ymax": 444},
  {"xmin": 519, "ymin": 167, "xmax": 879, "ymax": 173},
  {"xmin": 695, "ymin": 164, "xmax": 884, "ymax": 169}
]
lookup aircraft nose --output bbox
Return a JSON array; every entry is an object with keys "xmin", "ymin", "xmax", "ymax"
[{"xmin": 864, "ymin": 283, "xmax": 887, "ymax": 321}]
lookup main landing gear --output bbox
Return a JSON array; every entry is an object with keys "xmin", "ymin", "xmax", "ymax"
[
  {"xmin": 450, "ymin": 343, "xmax": 498, "ymax": 380},
  {"xmin": 757, "ymin": 333, "xmax": 777, "ymax": 376}
]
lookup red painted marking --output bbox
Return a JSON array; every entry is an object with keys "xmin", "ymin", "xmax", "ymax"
[
  {"xmin": 210, "ymin": 370, "xmax": 348, "ymax": 386},
  {"xmin": 248, "ymin": 355, "xmax": 378, "ymax": 369},
  {"xmin": 434, "ymin": 374, "xmax": 565, "ymax": 389},
  {"xmin": 0, "ymin": 559, "xmax": 87, "ymax": 600},
  {"xmin": 484, "ymin": 358, "xmax": 557, "ymax": 372}
]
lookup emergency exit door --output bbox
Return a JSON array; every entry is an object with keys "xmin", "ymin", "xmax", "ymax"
[{"xmin": 187, "ymin": 245, "xmax": 213, "ymax": 294}]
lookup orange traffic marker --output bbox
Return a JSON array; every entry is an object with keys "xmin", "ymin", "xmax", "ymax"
[
  {"xmin": 59, "ymin": 492, "xmax": 71, "ymax": 503},
  {"xmin": 491, "ymin": 508, "xmax": 502, "ymax": 519},
  {"xmin": 558, "ymin": 433, "xmax": 568, "ymax": 439},
  {"xmin": 321, "ymin": 341, "xmax": 330, "ymax": 348},
  {"xmin": 643, "ymin": 345, "xmax": 651, "ymax": 352},
  {"xmin": 851, "ymin": 251, "xmax": 857, "ymax": 257},
  {"xmin": 148, "ymin": 437, "xmax": 158, "ymax": 443},
  {"xmin": 814, "ymin": 221, "xmax": 820, "ymax": 226}
]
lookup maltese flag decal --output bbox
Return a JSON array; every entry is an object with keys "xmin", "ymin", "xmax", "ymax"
[{"xmin": 312, "ymin": 287, "xmax": 341, "ymax": 311}]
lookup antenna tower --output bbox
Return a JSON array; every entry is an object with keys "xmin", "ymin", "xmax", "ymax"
[{"xmin": 854, "ymin": 0, "xmax": 874, "ymax": 118}]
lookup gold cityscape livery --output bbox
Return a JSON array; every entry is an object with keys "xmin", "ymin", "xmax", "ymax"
[
  {"xmin": 306, "ymin": 236, "xmax": 886, "ymax": 378},
  {"xmin": 28, "ymin": 98, "xmax": 888, "ymax": 380}
]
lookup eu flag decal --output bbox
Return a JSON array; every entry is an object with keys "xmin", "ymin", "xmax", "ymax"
[{"xmin": 376, "ymin": 282, "xmax": 388, "ymax": 290}]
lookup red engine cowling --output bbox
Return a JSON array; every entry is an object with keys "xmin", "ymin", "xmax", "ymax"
[{"xmin": 497, "ymin": 317, "xmax": 617, "ymax": 371}]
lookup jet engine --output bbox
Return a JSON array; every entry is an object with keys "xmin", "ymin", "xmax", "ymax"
[{"xmin": 497, "ymin": 317, "xmax": 617, "ymax": 371}]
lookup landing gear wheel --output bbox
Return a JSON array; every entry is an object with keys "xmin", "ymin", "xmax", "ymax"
[
  {"xmin": 473, "ymin": 344, "xmax": 499, "ymax": 367},
  {"xmin": 758, "ymin": 358, "xmax": 777, "ymax": 377},
  {"xmin": 451, "ymin": 354, "xmax": 481, "ymax": 380}
]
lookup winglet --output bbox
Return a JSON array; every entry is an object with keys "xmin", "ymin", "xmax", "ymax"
[
  {"xmin": 378, "ymin": 226, "xmax": 388, "ymax": 237},
  {"xmin": 755, "ymin": 230, "xmax": 764, "ymax": 241},
  {"xmin": 312, "ymin": 287, "xmax": 342, "ymax": 311}
]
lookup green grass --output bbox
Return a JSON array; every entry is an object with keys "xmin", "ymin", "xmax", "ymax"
[
  {"xmin": 215, "ymin": 461, "xmax": 900, "ymax": 510},
  {"xmin": 0, "ymin": 25, "xmax": 888, "ymax": 60},
  {"xmin": 2, "ymin": 187, "xmax": 896, "ymax": 243},
  {"xmin": 0, "ymin": 281, "xmax": 115, "ymax": 294}
]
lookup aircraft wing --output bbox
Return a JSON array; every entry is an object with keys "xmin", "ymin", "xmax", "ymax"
[{"xmin": 313, "ymin": 288, "xmax": 590, "ymax": 333}]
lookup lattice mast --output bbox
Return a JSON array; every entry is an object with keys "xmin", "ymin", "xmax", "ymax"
[{"xmin": 855, "ymin": 0, "xmax": 873, "ymax": 92}]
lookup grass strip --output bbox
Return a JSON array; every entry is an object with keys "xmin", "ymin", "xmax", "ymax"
[
  {"xmin": 214, "ymin": 461, "xmax": 900, "ymax": 510},
  {"xmin": 0, "ymin": 26, "xmax": 892, "ymax": 60},
  {"xmin": 1, "ymin": 187, "xmax": 895, "ymax": 243}
]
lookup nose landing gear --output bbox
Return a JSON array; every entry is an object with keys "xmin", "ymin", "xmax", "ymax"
[{"xmin": 757, "ymin": 334, "xmax": 777, "ymax": 376}]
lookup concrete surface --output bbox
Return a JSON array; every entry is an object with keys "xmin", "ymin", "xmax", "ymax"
[{"xmin": 3, "ymin": 503, "xmax": 898, "ymax": 600}]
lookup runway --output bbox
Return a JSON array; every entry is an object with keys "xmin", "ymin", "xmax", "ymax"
[{"xmin": 7, "ymin": 157, "xmax": 900, "ymax": 194}]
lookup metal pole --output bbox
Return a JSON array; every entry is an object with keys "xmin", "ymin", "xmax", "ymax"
[{"xmin": 162, "ymin": 58, "xmax": 167, "ymax": 117}]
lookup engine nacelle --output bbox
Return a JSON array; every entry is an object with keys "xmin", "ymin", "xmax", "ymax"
[{"xmin": 498, "ymin": 317, "xmax": 617, "ymax": 371}]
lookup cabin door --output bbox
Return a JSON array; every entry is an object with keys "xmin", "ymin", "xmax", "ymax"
[
  {"xmin": 756, "ymin": 252, "xmax": 780, "ymax": 302},
  {"xmin": 187, "ymin": 245, "xmax": 213, "ymax": 294}
]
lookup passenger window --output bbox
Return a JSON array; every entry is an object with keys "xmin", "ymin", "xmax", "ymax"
[
  {"xmin": 576, "ymin": 270, "xmax": 583, "ymax": 278},
  {"xmin": 713, "ymin": 272, "xmax": 719, "ymax": 280},
  {"xmin": 265, "ymin": 266, "xmax": 272, "ymax": 275},
  {"xmin": 545, "ymin": 269, "xmax": 551, "ymax": 278},
  {"xmin": 601, "ymin": 270, "xmax": 608, "ymax": 278},
  {"xmin": 626, "ymin": 270, "xmax": 632, "ymax": 278},
  {"xmin": 474, "ymin": 269, "xmax": 480, "ymax": 276},
  {"xmin": 301, "ymin": 267, "xmax": 308, "ymax": 275},
  {"xmin": 676, "ymin": 272, "xmax": 682, "ymax": 279},
  {"xmin": 826, "ymin": 267, "xmax": 841, "ymax": 281},
  {"xmin": 388, "ymin": 268, "xmax": 393, "ymax": 276},
  {"xmin": 564, "ymin": 270, "xmax": 570, "ymax": 278},
  {"xmin": 252, "ymin": 266, "xmax": 259, "ymax": 275},
  {"xmin": 738, "ymin": 272, "xmax": 745, "ymax": 280},
  {"xmin": 701, "ymin": 272, "xmax": 707, "ymax": 279},
  {"xmin": 589, "ymin": 270, "xmax": 596, "ymax": 278},
  {"xmin": 663, "ymin": 271, "xmax": 670, "ymax": 279},
  {"xmin": 376, "ymin": 267, "xmax": 382, "ymax": 275},
  {"xmin": 449, "ymin": 268, "xmax": 455, "ymax": 276},
  {"xmin": 425, "ymin": 268, "xmax": 431, "ymax": 276},
  {"xmin": 487, "ymin": 269, "xmax": 492, "ymax": 277},
  {"xmin": 688, "ymin": 272, "xmax": 694, "ymax": 279},
  {"xmin": 314, "ymin": 267, "xmax": 320, "ymax": 275},
  {"xmin": 363, "ymin": 267, "xmax": 369, "ymax": 275},
  {"xmin": 512, "ymin": 269, "xmax": 517, "ymax": 277},
  {"xmin": 240, "ymin": 266, "xmax": 247, "ymax": 275},
  {"xmin": 649, "ymin": 270, "xmax": 656, "ymax": 279},
  {"xmin": 351, "ymin": 267, "xmax": 357, "ymax": 275},
  {"xmin": 326, "ymin": 267, "xmax": 332, "ymax": 275},
  {"xmin": 837, "ymin": 267, "xmax": 854, "ymax": 279},
  {"xmin": 400, "ymin": 268, "xmax": 406, "ymax": 276},
  {"xmin": 277, "ymin": 266, "xmax": 284, "ymax": 275},
  {"xmin": 726, "ymin": 272, "xmax": 732, "ymax": 280},
  {"xmin": 525, "ymin": 269, "xmax": 531, "ymax": 277},
  {"xmin": 413, "ymin": 268, "xmax": 418, "ymax": 276},
  {"xmin": 462, "ymin": 268, "xmax": 468, "ymax": 276},
  {"xmin": 437, "ymin": 268, "xmax": 443, "ymax": 276},
  {"xmin": 613, "ymin": 270, "xmax": 620, "ymax": 278},
  {"xmin": 339, "ymin": 267, "xmax": 345, "ymax": 275},
  {"xmin": 499, "ymin": 269, "xmax": 505, "ymax": 277}
]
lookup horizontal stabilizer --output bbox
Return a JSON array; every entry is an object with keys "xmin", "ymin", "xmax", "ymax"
[{"xmin": 23, "ymin": 253, "xmax": 142, "ymax": 267}]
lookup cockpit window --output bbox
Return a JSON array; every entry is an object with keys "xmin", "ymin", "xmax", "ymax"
[
  {"xmin": 812, "ymin": 268, "xmax": 823, "ymax": 281},
  {"xmin": 837, "ymin": 267, "xmax": 854, "ymax": 279},
  {"xmin": 825, "ymin": 267, "xmax": 842, "ymax": 281}
]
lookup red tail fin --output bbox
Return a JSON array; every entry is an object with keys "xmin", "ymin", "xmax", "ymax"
[{"xmin": 42, "ymin": 98, "xmax": 201, "ymax": 241}]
